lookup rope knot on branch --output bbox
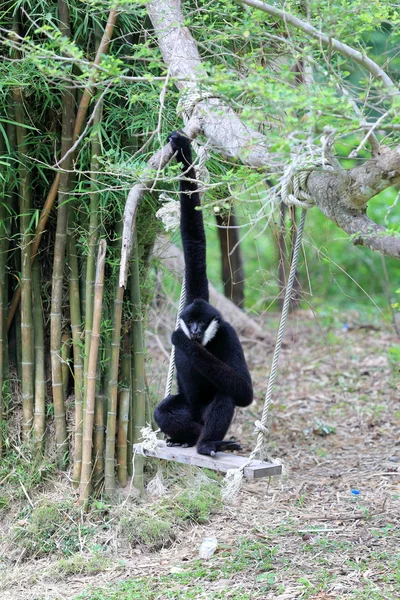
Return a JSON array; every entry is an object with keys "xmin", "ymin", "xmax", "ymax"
[
  {"xmin": 177, "ymin": 87, "xmax": 216, "ymax": 186},
  {"xmin": 177, "ymin": 86, "xmax": 217, "ymax": 121},
  {"xmin": 281, "ymin": 130, "xmax": 338, "ymax": 209}
]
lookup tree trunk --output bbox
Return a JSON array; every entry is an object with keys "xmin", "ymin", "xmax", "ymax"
[{"xmin": 216, "ymin": 207, "xmax": 245, "ymax": 307}]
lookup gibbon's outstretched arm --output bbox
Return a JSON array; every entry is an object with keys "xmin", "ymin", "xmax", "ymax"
[
  {"xmin": 172, "ymin": 328, "xmax": 253, "ymax": 407},
  {"xmin": 168, "ymin": 131, "xmax": 209, "ymax": 304}
]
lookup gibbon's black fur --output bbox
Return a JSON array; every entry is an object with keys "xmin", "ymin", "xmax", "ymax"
[{"xmin": 154, "ymin": 131, "xmax": 253, "ymax": 456}]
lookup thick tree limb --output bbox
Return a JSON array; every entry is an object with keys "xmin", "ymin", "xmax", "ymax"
[{"xmin": 147, "ymin": 0, "xmax": 275, "ymax": 166}]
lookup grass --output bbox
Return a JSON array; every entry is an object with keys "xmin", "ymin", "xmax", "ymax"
[
  {"xmin": 0, "ymin": 447, "xmax": 56, "ymax": 506},
  {"xmin": 2, "ymin": 321, "xmax": 400, "ymax": 599},
  {"xmin": 4, "ymin": 471, "xmax": 222, "ymax": 564},
  {"xmin": 119, "ymin": 478, "xmax": 221, "ymax": 551},
  {"xmin": 52, "ymin": 554, "xmax": 114, "ymax": 579},
  {"xmin": 72, "ymin": 527, "xmax": 400, "ymax": 599},
  {"xmin": 119, "ymin": 510, "xmax": 175, "ymax": 551},
  {"xmin": 12, "ymin": 499, "xmax": 93, "ymax": 558}
]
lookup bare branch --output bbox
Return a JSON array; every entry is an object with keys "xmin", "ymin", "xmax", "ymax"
[{"xmin": 238, "ymin": 0, "xmax": 395, "ymax": 89}]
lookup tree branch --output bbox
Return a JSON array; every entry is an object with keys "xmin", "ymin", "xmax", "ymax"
[
  {"xmin": 121, "ymin": 0, "xmax": 400, "ymax": 260},
  {"xmin": 238, "ymin": 0, "xmax": 395, "ymax": 89}
]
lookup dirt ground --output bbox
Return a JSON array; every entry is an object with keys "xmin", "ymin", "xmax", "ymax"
[{"xmin": 1, "ymin": 310, "xmax": 399, "ymax": 600}]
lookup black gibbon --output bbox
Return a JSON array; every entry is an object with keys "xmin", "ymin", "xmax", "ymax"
[{"xmin": 154, "ymin": 131, "xmax": 253, "ymax": 456}]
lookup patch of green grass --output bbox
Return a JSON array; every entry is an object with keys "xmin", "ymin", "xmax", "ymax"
[
  {"xmin": 388, "ymin": 345, "xmax": 400, "ymax": 381},
  {"xmin": 118, "ymin": 477, "xmax": 221, "ymax": 552},
  {"xmin": 224, "ymin": 537, "xmax": 277, "ymax": 574},
  {"xmin": 52, "ymin": 554, "xmax": 113, "ymax": 579},
  {"xmin": 0, "ymin": 496, "xmax": 9, "ymax": 511},
  {"xmin": 0, "ymin": 447, "xmax": 56, "ymax": 504},
  {"xmin": 120, "ymin": 510, "xmax": 175, "ymax": 551},
  {"xmin": 12, "ymin": 499, "xmax": 94, "ymax": 558},
  {"xmin": 75, "ymin": 533, "xmax": 280, "ymax": 599},
  {"xmin": 297, "ymin": 568, "xmax": 337, "ymax": 598},
  {"xmin": 76, "ymin": 577, "xmax": 253, "ymax": 600},
  {"xmin": 168, "ymin": 480, "xmax": 222, "ymax": 524}
]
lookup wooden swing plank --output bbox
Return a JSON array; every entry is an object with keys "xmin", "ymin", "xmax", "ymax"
[{"xmin": 133, "ymin": 444, "xmax": 282, "ymax": 479}]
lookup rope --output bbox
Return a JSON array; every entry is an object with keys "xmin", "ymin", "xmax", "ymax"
[
  {"xmin": 165, "ymin": 275, "xmax": 186, "ymax": 397},
  {"xmin": 281, "ymin": 136, "xmax": 336, "ymax": 209},
  {"xmin": 222, "ymin": 209, "xmax": 307, "ymax": 502}
]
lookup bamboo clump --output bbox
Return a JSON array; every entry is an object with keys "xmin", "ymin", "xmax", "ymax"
[{"xmin": 0, "ymin": 4, "xmax": 161, "ymax": 502}]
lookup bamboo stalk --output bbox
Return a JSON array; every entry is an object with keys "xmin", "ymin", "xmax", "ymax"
[
  {"xmin": 0, "ymin": 117, "xmax": 7, "ymax": 457},
  {"xmin": 93, "ymin": 391, "xmax": 105, "ymax": 490},
  {"xmin": 6, "ymin": 9, "xmax": 119, "ymax": 331},
  {"xmin": 13, "ymin": 86, "xmax": 34, "ymax": 442},
  {"xmin": 117, "ymin": 332, "xmax": 131, "ymax": 488},
  {"xmin": 104, "ymin": 284, "xmax": 124, "ymax": 494},
  {"xmin": 67, "ymin": 232, "xmax": 84, "ymax": 487},
  {"xmin": 79, "ymin": 239, "xmax": 107, "ymax": 503},
  {"xmin": 74, "ymin": 10, "xmax": 118, "ymax": 140},
  {"xmin": 32, "ymin": 260, "xmax": 46, "ymax": 451},
  {"xmin": 83, "ymin": 98, "xmax": 103, "ymax": 408},
  {"xmin": 50, "ymin": 0, "xmax": 74, "ymax": 469},
  {"xmin": 130, "ymin": 231, "xmax": 146, "ymax": 493}
]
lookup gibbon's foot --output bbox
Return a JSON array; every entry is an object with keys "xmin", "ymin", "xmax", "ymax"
[
  {"xmin": 197, "ymin": 439, "xmax": 242, "ymax": 457},
  {"xmin": 166, "ymin": 438, "xmax": 196, "ymax": 448}
]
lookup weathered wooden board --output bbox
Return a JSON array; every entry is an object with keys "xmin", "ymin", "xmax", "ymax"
[{"xmin": 132, "ymin": 444, "xmax": 282, "ymax": 479}]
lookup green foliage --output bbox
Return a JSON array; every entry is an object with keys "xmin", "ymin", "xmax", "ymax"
[{"xmin": 388, "ymin": 345, "xmax": 400, "ymax": 381}]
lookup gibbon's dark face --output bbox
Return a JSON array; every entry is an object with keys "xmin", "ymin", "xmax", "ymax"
[{"xmin": 180, "ymin": 299, "xmax": 221, "ymax": 345}]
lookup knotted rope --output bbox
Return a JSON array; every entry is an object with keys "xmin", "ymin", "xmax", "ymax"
[{"xmin": 165, "ymin": 275, "xmax": 186, "ymax": 397}]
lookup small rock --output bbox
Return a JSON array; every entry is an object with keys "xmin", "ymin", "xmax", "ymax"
[{"xmin": 170, "ymin": 566, "xmax": 185, "ymax": 574}]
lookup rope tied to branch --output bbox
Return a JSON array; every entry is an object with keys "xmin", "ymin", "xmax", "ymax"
[
  {"xmin": 281, "ymin": 134, "xmax": 337, "ymax": 208},
  {"xmin": 177, "ymin": 86, "xmax": 216, "ymax": 185},
  {"xmin": 222, "ymin": 133, "xmax": 338, "ymax": 503}
]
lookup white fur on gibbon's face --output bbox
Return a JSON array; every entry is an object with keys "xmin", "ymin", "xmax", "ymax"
[
  {"xmin": 179, "ymin": 318, "xmax": 219, "ymax": 346},
  {"xmin": 201, "ymin": 318, "xmax": 219, "ymax": 345}
]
